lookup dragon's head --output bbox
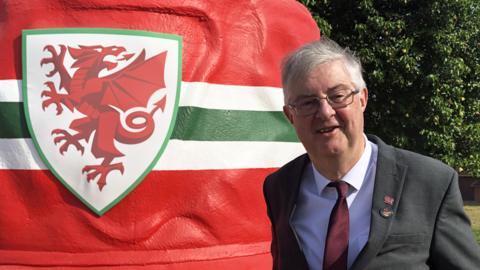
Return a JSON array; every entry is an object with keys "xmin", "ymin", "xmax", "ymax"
[{"xmin": 69, "ymin": 45, "xmax": 134, "ymax": 71}]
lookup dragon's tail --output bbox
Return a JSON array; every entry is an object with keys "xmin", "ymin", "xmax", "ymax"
[{"xmin": 116, "ymin": 96, "xmax": 166, "ymax": 144}]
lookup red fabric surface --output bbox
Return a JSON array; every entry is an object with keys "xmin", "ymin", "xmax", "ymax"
[
  {"xmin": 0, "ymin": 0, "xmax": 319, "ymax": 86},
  {"xmin": 0, "ymin": 0, "xmax": 319, "ymax": 268}
]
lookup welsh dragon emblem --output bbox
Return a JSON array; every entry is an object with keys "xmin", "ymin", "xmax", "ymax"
[{"xmin": 39, "ymin": 44, "xmax": 167, "ymax": 191}]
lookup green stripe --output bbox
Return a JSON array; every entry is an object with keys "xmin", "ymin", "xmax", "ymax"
[
  {"xmin": 0, "ymin": 102, "xmax": 298, "ymax": 142},
  {"xmin": 0, "ymin": 102, "xmax": 30, "ymax": 138},
  {"xmin": 172, "ymin": 106, "xmax": 298, "ymax": 141}
]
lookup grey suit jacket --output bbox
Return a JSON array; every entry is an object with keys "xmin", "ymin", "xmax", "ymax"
[{"xmin": 263, "ymin": 135, "xmax": 480, "ymax": 270}]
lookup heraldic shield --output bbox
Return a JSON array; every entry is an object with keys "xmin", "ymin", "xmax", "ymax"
[{"xmin": 22, "ymin": 28, "xmax": 182, "ymax": 215}]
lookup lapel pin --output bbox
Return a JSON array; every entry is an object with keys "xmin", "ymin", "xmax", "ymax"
[
  {"xmin": 383, "ymin": 195, "xmax": 394, "ymax": 206},
  {"xmin": 380, "ymin": 207, "xmax": 394, "ymax": 218}
]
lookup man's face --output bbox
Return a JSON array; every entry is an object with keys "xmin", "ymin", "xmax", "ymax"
[{"xmin": 283, "ymin": 59, "xmax": 368, "ymax": 159}]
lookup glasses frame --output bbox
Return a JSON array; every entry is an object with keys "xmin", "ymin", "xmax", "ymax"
[{"xmin": 288, "ymin": 88, "xmax": 361, "ymax": 116}]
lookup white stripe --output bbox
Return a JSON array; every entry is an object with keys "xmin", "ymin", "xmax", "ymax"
[
  {"xmin": 156, "ymin": 140, "xmax": 305, "ymax": 170},
  {"xmin": 0, "ymin": 139, "xmax": 305, "ymax": 170},
  {"xmin": 181, "ymin": 82, "xmax": 284, "ymax": 111},
  {"xmin": 0, "ymin": 80, "xmax": 285, "ymax": 111},
  {"xmin": 0, "ymin": 139, "xmax": 45, "ymax": 170},
  {"xmin": 0, "ymin": 80, "xmax": 22, "ymax": 102}
]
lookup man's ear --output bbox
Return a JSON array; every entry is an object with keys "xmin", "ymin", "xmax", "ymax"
[
  {"xmin": 283, "ymin": 105, "xmax": 294, "ymax": 124},
  {"xmin": 360, "ymin": 87, "xmax": 368, "ymax": 112}
]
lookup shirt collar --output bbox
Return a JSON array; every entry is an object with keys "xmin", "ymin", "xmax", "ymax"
[{"xmin": 312, "ymin": 134, "xmax": 373, "ymax": 193}]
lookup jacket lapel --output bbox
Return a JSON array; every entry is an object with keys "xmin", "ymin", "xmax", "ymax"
[
  {"xmin": 282, "ymin": 154, "xmax": 310, "ymax": 268},
  {"xmin": 351, "ymin": 135, "xmax": 408, "ymax": 270},
  {"xmin": 285, "ymin": 154, "xmax": 309, "ymax": 219}
]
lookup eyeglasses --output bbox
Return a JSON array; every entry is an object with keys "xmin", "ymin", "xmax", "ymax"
[{"xmin": 288, "ymin": 88, "xmax": 360, "ymax": 116}]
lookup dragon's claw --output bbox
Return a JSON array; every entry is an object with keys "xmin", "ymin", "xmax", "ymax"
[
  {"xmin": 41, "ymin": 45, "xmax": 66, "ymax": 77},
  {"xmin": 53, "ymin": 136, "xmax": 63, "ymax": 145},
  {"xmin": 41, "ymin": 90, "xmax": 50, "ymax": 98},
  {"xmin": 59, "ymin": 146, "xmax": 67, "ymax": 155},
  {"xmin": 46, "ymin": 69, "xmax": 58, "ymax": 78},
  {"xmin": 51, "ymin": 129, "xmax": 84, "ymax": 155},
  {"xmin": 40, "ymin": 59, "xmax": 51, "ymax": 67},
  {"xmin": 82, "ymin": 168, "xmax": 99, "ymax": 182},
  {"xmin": 82, "ymin": 163, "xmax": 124, "ymax": 191},
  {"xmin": 43, "ymin": 45, "xmax": 56, "ymax": 54},
  {"xmin": 41, "ymin": 99, "xmax": 58, "ymax": 113},
  {"xmin": 41, "ymin": 99, "xmax": 63, "ymax": 114},
  {"xmin": 118, "ymin": 164, "xmax": 125, "ymax": 175},
  {"xmin": 51, "ymin": 128, "xmax": 65, "ymax": 135},
  {"xmin": 41, "ymin": 81, "xmax": 72, "ymax": 114},
  {"xmin": 44, "ymin": 81, "xmax": 54, "ymax": 88}
]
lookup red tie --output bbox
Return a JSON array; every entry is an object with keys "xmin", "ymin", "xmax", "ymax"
[{"xmin": 323, "ymin": 181, "xmax": 349, "ymax": 270}]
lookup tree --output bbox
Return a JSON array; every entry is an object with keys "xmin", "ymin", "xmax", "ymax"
[{"xmin": 300, "ymin": 0, "xmax": 480, "ymax": 176}]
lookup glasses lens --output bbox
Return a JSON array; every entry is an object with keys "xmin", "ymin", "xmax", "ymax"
[
  {"xmin": 292, "ymin": 89, "xmax": 358, "ymax": 115},
  {"xmin": 329, "ymin": 89, "xmax": 359, "ymax": 109},
  {"xmin": 328, "ymin": 89, "xmax": 351, "ymax": 106},
  {"xmin": 295, "ymin": 98, "xmax": 319, "ymax": 115}
]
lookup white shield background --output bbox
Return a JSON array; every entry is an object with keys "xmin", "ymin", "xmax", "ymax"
[{"xmin": 23, "ymin": 29, "xmax": 182, "ymax": 215}]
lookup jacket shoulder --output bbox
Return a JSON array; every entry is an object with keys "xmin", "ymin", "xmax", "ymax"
[
  {"xmin": 395, "ymin": 147, "xmax": 454, "ymax": 174},
  {"xmin": 264, "ymin": 154, "xmax": 308, "ymax": 189},
  {"xmin": 370, "ymin": 135, "xmax": 457, "ymax": 201},
  {"xmin": 369, "ymin": 134, "xmax": 456, "ymax": 179}
]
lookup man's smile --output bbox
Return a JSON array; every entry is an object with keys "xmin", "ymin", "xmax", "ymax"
[{"xmin": 315, "ymin": 125, "xmax": 340, "ymax": 134}]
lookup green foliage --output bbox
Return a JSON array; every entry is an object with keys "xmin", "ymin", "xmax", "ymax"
[
  {"xmin": 465, "ymin": 204, "xmax": 480, "ymax": 243},
  {"xmin": 300, "ymin": 0, "xmax": 480, "ymax": 176},
  {"xmin": 474, "ymin": 228, "xmax": 480, "ymax": 244}
]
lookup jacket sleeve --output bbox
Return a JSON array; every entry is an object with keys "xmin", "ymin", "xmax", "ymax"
[
  {"xmin": 429, "ymin": 171, "xmax": 480, "ymax": 269},
  {"xmin": 263, "ymin": 177, "xmax": 279, "ymax": 270}
]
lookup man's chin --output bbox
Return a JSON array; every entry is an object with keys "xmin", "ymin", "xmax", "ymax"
[
  {"xmin": 320, "ymin": 147, "xmax": 344, "ymax": 157},
  {"xmin": 309, "ymin": 142, "xmax": 345, "ymax": 158}
]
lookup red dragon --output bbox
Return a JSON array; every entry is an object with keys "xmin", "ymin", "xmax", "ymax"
[{"xmin": 40, "ymin": 44, "xmax": 168, "ymax": 191}]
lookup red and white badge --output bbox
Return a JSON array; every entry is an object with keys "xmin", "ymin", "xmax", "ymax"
[{"xmin": 22, "ymin": 28, "xmax": 182, "ymax": 215}]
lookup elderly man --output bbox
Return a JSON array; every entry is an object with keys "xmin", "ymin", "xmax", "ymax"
[{"xmin": 263, "ymin": 38, "xmax": 480, "ymax": 270}]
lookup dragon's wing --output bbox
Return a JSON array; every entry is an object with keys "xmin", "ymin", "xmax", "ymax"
[{"xmin": 101, "ymin": 49, "xmax": 167, "ymax": 111}]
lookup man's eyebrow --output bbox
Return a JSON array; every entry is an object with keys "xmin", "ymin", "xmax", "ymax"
[
  {"xmin": 290, "ymin": 83, "xmax": 353, "ymax": 102},
  {"xmin": 327, "ymin": 84, "xmax": 351, "ymax": 91},
  {"xmin": 292, "ymin": 94, "xmax": 317, "ymax": 102},
  {"xmin": 296, "ymin": 94, "xmax": 317, "ymax": 99}
]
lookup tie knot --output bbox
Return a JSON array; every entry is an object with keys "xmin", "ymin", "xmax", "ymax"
[{"xmin": 328, "ymin": 181, "xmax": 349, "ymax": 198}]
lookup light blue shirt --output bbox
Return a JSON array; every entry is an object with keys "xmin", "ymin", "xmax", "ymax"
[{"xmin": 290, "ymin": 136, "xmax": 378, "ymax": 270}]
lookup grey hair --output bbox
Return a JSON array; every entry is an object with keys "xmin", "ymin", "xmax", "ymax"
[{"xmin": 281, "ymin": 37, "xmax": 366, "ymax": 104}]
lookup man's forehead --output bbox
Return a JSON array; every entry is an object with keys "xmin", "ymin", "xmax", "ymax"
[{"xmin": 284, "ymin": 59, "xmax": 354, "ymax": 103}]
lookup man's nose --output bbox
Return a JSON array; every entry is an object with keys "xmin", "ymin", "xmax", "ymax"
[{"xmin": 314, "ymin": 98, "xmax": 335, "ymax": 119}]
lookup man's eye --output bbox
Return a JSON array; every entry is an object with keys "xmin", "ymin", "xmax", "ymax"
[
  {"xmin": 329, "ymin": 92, "xmax": 347, "ymax": 102},
  {"xmin": 331, "ymin": 94, "xmax": 346, "ymax": 99},
  {"xmin": 299, "ymin": 99, "xmax": 317, "ymax": 107}
]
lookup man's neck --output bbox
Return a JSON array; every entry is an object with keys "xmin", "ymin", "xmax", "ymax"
[{"xmin": 311, "ymin": 138, "xmax": 366, "ymax": 181}]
